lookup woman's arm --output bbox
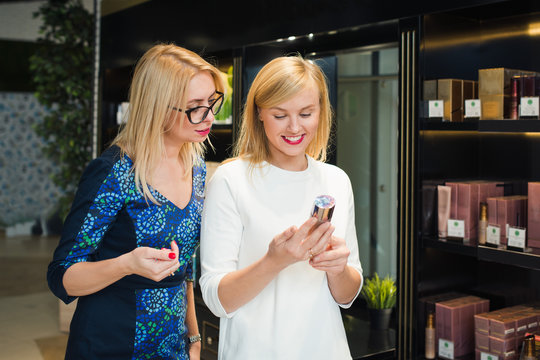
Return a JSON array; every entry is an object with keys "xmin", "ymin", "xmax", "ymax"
[
  {"xmin": 62, "ymin": 244, "xmax": 180, "ymax": 297},
  {"xmin": 217, "ymin": 218, "xmax": 334, "ymax": 314},
  {"xmin": 185, "ymin": 281, "xmax": 201, "ymax": 360},
  {"xmin": 310, "ymin": 172, "xmax": 363, "ymax": 305},
  {"xmin": 310, "ymin": 236, "xmax": 362, "ymax": 304}
]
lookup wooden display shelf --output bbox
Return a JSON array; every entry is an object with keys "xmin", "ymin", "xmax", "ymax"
[{"xmin": 422, "ymin": 237, "xmax": 540, "ymax": 271}]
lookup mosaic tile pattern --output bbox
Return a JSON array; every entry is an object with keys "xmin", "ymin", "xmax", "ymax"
[{"xmin": 0, "ymin": 92, "xmax": 61, "ymax": 226}]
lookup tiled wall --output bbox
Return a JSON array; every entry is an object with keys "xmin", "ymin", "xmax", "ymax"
[{"xmin": 0, "ymin": 92, "xmax": 61, "ymax": 230}]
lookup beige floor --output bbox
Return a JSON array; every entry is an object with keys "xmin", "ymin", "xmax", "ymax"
[{"xmin": 0, "ymin": 234, "xmax": 68, "ymax": 360}]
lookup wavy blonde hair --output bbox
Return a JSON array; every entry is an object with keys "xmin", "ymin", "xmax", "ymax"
[
  {"xmin": 112, "ymin": 43, "xmax": 225, "ymax": 203},
  {"xmin": 233, "ymin": 55, "xmax": 332, "ymax": 167}
]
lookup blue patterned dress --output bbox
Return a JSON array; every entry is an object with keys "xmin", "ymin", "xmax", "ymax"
[{"xmin": 48, "ymin": 145, "xmax": 205, "ymax": 359}]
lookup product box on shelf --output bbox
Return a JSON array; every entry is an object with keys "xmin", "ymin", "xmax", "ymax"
[
  {"xmin": 474, "ymin": 304, "xmax": 540, "ymax": 360},
  {"xmin": 486, "ymin": 195, "xmax": 528, "ymax": 244},
  {"xmin": 438, "ymin": 79, "xmax": 463, "ymax": 122},
  {"xmin": 527, "ymin": 182, "xmax": 540, "ymax": 249},
  {"xmin": 444, "ymin": 181, "xmax": 504, "ymax": 241},
  {"xmin": 422, "ymin": 180, "xmax": 446, "ymax": 238},
  {"xmin": 463, "ymin": 79, "xmax": 478, "ymax": 101},
  {"xmin": 479, "ymin": 94, "xmax": 511, "ymax": 120},
  {"xmin": 435, "ymin": 295, "xmax": 490, "ymax": 358},
  {"xmin": 475, "ymin": 331, "xmax": 490, "ymax": 352},
  {"xmin": 478, "ymin": 68, "xmax": 536, "ymax": 97},
  {"xmin": 490, "ymin": 336, "xmax": 517, "ymax": 359},
  {"xmin": 419, "ymin": 292, "xmax": 467, "ymax": 340},
  {"xmin": 478, "ymin": 67, "xmax": 537, "ymax": 120},
  {"xmin": 490, "ymin": 314, "xmax": 517, "ymax": 339},
  {"xmin": 424, "ymin": 79, "xmax": 438, "ymax": 101}
]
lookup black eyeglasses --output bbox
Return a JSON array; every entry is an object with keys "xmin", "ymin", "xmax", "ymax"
[{"xmin": 170, "ymin": 91, "xmax": 224, "ymax": 124}]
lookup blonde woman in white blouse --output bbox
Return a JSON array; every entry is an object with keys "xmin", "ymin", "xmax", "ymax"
[{"xmin": 200, "ymin": 55, "xmax": 363, "ymax": 360}]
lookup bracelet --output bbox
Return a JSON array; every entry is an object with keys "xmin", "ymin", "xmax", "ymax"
[{"xmin": 189, "ymin": 334, "xmax": 202, "ymax": 344}]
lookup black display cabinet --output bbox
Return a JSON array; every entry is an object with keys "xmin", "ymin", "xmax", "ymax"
[{"xmin": 398, "ymin": 1, "xmax": 540, "ymax": 359}]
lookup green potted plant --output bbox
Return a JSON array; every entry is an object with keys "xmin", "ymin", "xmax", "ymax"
[
  {"xmin": 29, "ymin": 0, "xmax": 94, "ymax": 222},
  {"xmin": 361, "ymin": 272, "xmax": 397, "ymax": 330}
]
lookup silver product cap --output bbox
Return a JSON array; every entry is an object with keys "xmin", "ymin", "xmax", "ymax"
[{"xmin": 311, "ymin": 195, "xmax": 335, "ymax": 222}]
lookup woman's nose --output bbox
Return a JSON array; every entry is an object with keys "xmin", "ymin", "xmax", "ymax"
[
  {"xmin": 203, "ymin": 109, "xmax": 215, "ymax": 124},
  {"xmin": 287, "ymin": 116, "xmax": 301, "ymax": 132}
]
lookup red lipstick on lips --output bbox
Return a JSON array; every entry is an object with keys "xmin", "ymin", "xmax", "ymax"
[
  {"xmin": 282, "ymin": 134, "xmax": 305, "ymax": 145},
  {"xmin": 196, "ymin": 127, "xmax": 211, "ymax": 136}
]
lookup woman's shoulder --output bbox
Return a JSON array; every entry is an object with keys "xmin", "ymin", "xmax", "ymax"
[
  {"xmin": 311, "ymin": 158, "xmax": 349, "ymax": 180},
  {"xmin": 214, "ymin": 157, "xmax": 248, "ymax": 173},
  {"xmin": 83, "ymin": 145, "xmax": 127, "ymax": 176},
  {"xmin": 207, "ymin": 157, "xmax": 252, "ymax": 183}
]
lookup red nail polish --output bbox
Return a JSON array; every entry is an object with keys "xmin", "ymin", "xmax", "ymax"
[{"xmin": 168, "ymin": 253, "xmax": 176, "ymax": 259}]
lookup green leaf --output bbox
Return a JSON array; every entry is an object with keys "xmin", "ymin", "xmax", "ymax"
[
  {"xmin": 361, "ymin": 272, "xmax": 397, "ymax": 309},
  {"xmin": 29, "ymin": 0, "xmax": 94, "ymax": 219}
]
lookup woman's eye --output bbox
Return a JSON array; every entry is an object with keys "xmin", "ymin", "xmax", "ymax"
[
  {"xmin": 300, "ymin": 113, "xmax": 312, "ymax": 118},
  {"xmin": 274, "ymin": 114, "xmax": 286, "ymax": 119}
]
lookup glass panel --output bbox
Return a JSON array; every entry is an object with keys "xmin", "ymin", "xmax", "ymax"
[{"xmin": 335, "ymin": 48, "xmax": 399, "ymax": 280}]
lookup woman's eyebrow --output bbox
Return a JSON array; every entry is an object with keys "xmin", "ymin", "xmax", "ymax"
[
  {"xmin": 270, "ymin": 104, "xmax": 317, "ymax": 111},
  {"xmin": 187, "ymin": 92, "xmax": 217, "ymax": 105}
]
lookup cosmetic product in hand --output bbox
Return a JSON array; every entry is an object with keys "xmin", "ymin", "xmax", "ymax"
[
  {"xmin": 311, "ymin": 195, "xmax": 335, "ymax": 223},
  {"xmin": 425, "ymin": 312, "xmax": 436, "ymax": 359},
  {"xmin": 478, "ymin": 202, "xmax": 488, "ymax": 245}
]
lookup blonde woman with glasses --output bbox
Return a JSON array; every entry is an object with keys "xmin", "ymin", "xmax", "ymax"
[
  {"xmin": 48, "ymin": 43, "xmax": 225, "ymax": 359},
  {"xmin": 200, "ymin": 55, "xmax": 363, "ymax": 359}
]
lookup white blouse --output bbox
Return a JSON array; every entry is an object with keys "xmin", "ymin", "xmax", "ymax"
[{"xmin": 200, "ymin": 157, "xmax": 363, "ymax": 360}]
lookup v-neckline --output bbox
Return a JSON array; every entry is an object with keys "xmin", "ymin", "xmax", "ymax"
[{"xmin": 151, "ymin": 168, "xmax": 195, "ymax": 211}]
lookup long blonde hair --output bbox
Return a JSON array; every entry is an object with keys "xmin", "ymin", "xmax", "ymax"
[
  {"xmin": 112, "ymin": 43, "xmax": 225, "ymax": 203},
  {"xmin": 234, "ymin": 55, "xmax": 332, "ymax": 167}
]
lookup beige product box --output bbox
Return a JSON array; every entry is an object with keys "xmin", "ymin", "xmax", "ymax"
[
  {"xmin": 479, "ymin": 94, "xmax": 511, "ymax": 120},
  {"xmin": 478, "ymin": 68, "xmax": 536, "ymax": 96},
  {"xmin": 438, "ymin": 79, "xmax": 463, "ymax": 122},
  {"xmin": 424, "ymin": 79, "xmax": 438, "ymax": 100}
]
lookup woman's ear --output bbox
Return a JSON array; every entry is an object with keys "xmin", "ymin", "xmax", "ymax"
[{"xmin": 256, "ymin": 107, "xmax": 263, "ymax": 122}]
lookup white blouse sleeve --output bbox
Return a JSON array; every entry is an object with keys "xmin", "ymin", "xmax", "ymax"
[
  {"xmin": 339, "ymin": 174, "xmax": 364, "ymax": 309},
  {"xmin": 199, "ymin": 166, "xmax": 242, "ymax": 318}
]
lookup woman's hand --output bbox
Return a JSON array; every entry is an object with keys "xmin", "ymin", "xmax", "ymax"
[
  {"xmin": 309, "ymin": 235, "xmax": 350, "ymax": 276},
  {"xmin": 189, "ymin": 341, "xmax": 201, "ymax": 360},
  {"xmin": 266, "ymin": 217, "xmax": 335, "ymax": 270},
  {"xmin": 122, "ymin": 240, "xmax": 180, "ymax": 282}
]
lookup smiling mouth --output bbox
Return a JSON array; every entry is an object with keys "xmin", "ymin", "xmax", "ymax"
[
  {"xmin": 196, "ymin": 127, "xmax": 211, "ymax": 136},
  {"xmin": 282, "ymin": 134, "xmax": 305, "ymax": 145}
]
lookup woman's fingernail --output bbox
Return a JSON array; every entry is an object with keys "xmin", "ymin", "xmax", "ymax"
[{"xmin": 168, "ymin": 253, "xmax": 176, "ymax": 259}]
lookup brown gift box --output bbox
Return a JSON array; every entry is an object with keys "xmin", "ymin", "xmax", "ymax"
[
  {"xmin": 436, "ymin": 296, "xmax": 490, "ymax": 358},
  {"xmin": 445, "ymin": 181, "xmax": 503, "ymax": 241},
  {"xmin": 486, "ymin": 195, "xmax": 528, "ymax": 244},
  {"xmin": 527, "ymin": 182, "xmax": 540, "ymax": 249},
  {"xmin": 489, "ymin": 336, "xmax": 517, "ymax": 359},
  {"xmin": 475, "ymin": 331, "xmax": 490, "ymax": 351},
  {"xmin": 478, "ymin": 68, "xmax": 536, "ymax": 96},
  {"xmin": 490, "ymin": 314, "xmax": 516, "ymax": 339},
  {"xmin": 438, "ymin": 79, "xmax": 463, "ymax": 122}
]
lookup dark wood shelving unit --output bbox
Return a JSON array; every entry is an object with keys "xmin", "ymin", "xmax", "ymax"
[
  {"xmin": 420, "ymin": 119, "xmax": 540, "ymax": 133},
  {"xmin": 412, "ymin": 3, "xmax": 540, "ymax": 359},
  {"xmin": 422, "ymin": 238, "xmax": 540, "ymax": 271}
]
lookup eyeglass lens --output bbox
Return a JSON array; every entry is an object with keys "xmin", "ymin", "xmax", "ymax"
[{"xmin": 189, "ymin": 95, "xmax": 224, "ymax": 124}]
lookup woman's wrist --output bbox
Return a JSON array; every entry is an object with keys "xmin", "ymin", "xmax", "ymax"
[{"xmin": 188, "ymin": 333, "xmax": 202, "ymax": 344}]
